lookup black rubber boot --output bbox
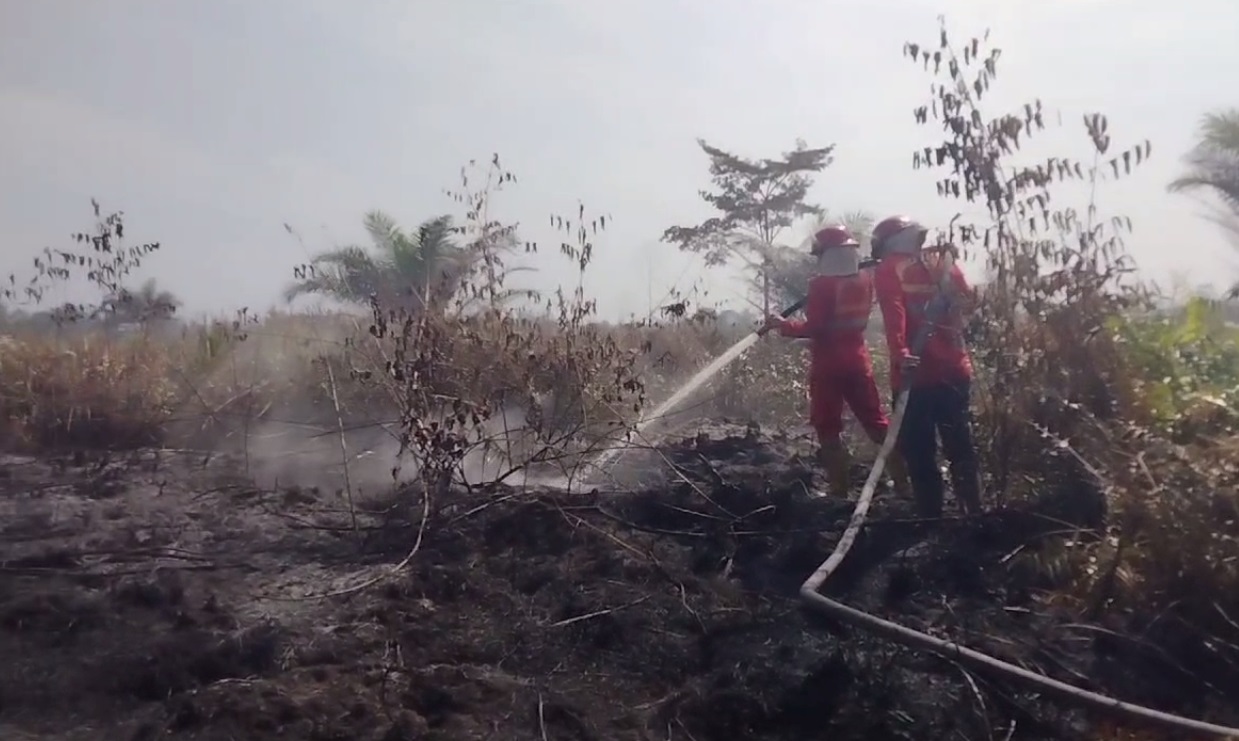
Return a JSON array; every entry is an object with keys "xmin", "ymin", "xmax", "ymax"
[
  {"xmin": 952, "ymin": 469, "xmax": 983, "ymax": 515},
  {"xmin": 912, "ymin": 474, "xmax": 945, "ymax": 519}
]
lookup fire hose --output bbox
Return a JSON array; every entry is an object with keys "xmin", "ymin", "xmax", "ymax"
[{"xmin": 793, "ymin": 249, "xmax": 1239, "ymax": 738}]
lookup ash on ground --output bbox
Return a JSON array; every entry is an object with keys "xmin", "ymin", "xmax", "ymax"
[{"xmin": 0, "ymin": 424, "xmax": 1236, "ymax": 740}]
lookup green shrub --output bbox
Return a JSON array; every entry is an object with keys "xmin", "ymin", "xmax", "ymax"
[{"xmin": 1115, "ymin": 296, "xmax": 1239, "ymax": 438}]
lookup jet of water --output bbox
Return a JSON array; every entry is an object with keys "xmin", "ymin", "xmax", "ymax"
[{"xmin": 585, "ymin": 330, "xmax": 763, "ymax": 479}]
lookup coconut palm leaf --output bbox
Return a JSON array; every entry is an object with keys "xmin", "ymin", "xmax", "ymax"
[
  {"xmin": 1170, "ymin": 109, "xmax": 1239, "ymax": 297},
  {"xmin": 284, "ymin": 211, "xmax": 536, "ymax": 312},
  {"xmin": 361, "ymin": 210, "xmax": 404, "ymax": 256},
  {"xmin": 283, "ymin": 245, "xmax": 387, "ymax": 304},
  {"xmin": 1170, "ymin": 110, "xmax": 1239, "ymax": 209}
]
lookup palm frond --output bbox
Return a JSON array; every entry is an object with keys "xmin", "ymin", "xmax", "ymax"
[
  {"xmin": 1170, "ymin": 109, "xmax": 1239, "ymax": 212},
  {"xmin": 414, "ymin": 215, "xmax": 457, "ymax": 258},
  {"xmin": 288, "ymin": 210, "xmax": 530, "ymax": 312},
  {"xmin": 283, "ymin": 245, "xmax": 386, "ymax": 304},
  {"xmin": 310, "ymin": 245, "xmax": 386, "ymax": 273},
  {"xmin": 1169, "ymin": 170, "xmax": 1239, "ymax": 212},
  {"xmin": 362, "ymin": 210, "xmax": 404, "ymax": 257},
  {"xmin": 283, "ymin": 274, "xmax": 351, "ymax": 303},
  {"xmin": 1199, "ymin": 109, "xmax": 1239, "ymax": 154}
]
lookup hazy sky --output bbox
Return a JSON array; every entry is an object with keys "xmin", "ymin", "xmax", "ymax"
[{"xmin": 2, "ymin": 0, "xmax": 1237, "ymax": 321}]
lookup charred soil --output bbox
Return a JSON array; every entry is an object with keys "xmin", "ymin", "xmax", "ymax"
[{"xmin": 1, "ymin": 425, "xmax": 1237, "ymax": 741}]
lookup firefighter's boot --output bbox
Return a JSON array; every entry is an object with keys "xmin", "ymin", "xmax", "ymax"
[
  {"xmin": 885, "ymin": 450, "xmax": 911, "ymax": 497},
  {"xmin": 820, "ymin": 442, "xmax": 853, "ymax": 498},
  {"xmin": 954, "ymin": 469, "xmax": 984, "ymax": 515}
]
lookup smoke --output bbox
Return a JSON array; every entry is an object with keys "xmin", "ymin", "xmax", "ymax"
[
  {"xmin": 173, "ymin": 316, "xmax": 603, "ymax": 496},
  {"xmin": 240, "ymin": 417, "xmax": 410, "ymax": 500},
  {"xmin": 233, "ymin": 401, "xmax": 575, "ymax": 500}
]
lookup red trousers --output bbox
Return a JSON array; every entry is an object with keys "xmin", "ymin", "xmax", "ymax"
[{"xmin": 809, "ymin": 369, "xmax": 890, "ymax": 443}]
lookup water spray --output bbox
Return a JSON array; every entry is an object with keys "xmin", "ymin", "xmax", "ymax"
[{"xmin": 585, "ymin": 288, "xmax": 816, "ymax": 480}]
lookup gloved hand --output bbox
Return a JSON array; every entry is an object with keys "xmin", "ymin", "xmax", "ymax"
[{"xmin": 757, "ymin": 315, "xmax": 784, "ymax": 337}]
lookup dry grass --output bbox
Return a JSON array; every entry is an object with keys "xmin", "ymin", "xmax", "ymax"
[
  {"xmin": 0, "ymin": 331, "xmax": 177, "ymax": 450},
  {"xmin": 0, "ymin": 307, "xmax": 810, "ymax": 462}
]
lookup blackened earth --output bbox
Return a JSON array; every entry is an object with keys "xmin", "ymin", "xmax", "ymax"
[{"xmin": 1, "ymin": 424, "xmax": 1236, "ymax": 740}]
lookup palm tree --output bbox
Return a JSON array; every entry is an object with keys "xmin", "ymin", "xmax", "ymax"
[
  {"xmin": 1168, "ymin": 109, "xmax": 1239, "ymax": 297},
  {"xmin": 284, "ymin": 211, "xmax": 534, "ymax": 313}
]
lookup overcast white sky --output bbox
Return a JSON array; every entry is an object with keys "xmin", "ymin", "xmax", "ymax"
[{"xmin": 2, "ymin": 0, "xmax": 1236, "ymax": 321}]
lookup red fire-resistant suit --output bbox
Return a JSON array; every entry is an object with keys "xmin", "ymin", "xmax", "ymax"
[
  {"xmin": 774, "ymin": 271, "xmax": 889, "ymax": 443},
  {"xmin": 874, "ymin": 252, "xmax": 977, "ymax": 392},
  {"xmin": 870, "ymin": 216, "xmax": 982, "ymax": 516}
]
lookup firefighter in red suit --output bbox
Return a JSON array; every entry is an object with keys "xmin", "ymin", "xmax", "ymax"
[
  {"xmin": 759, "ymin": 225, "xmax": 910, "ymax": 498},
  {"xmin": 870, "ymin": 215, "xmax": 983, "ymax": 517}
]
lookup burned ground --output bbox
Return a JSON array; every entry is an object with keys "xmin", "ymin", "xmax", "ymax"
[{"xmin": 1, "ymin": 426, "xmax": 1237, "ymax": 741}]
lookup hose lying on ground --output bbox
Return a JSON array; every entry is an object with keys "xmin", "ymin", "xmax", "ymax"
[{"xmin": 797, "ymin": 251, "xmax": 1239, "ymax": 739}]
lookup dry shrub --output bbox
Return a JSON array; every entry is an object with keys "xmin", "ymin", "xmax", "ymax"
[
  {"xmin": 318, "ymin": 157, "xmax": 659, "ymax": 488},
  {"xmin": 909, "ymin": 20, "xmax": 1239, "ymax": 638},
  {"xmin": 907, "ymin": 26, "xmax": 1150, "ymax": 491}
]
